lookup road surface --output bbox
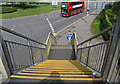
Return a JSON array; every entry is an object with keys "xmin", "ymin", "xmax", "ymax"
[{"xmin": 1, "ymin": 2, "xmax": 102, "ymax": 45}]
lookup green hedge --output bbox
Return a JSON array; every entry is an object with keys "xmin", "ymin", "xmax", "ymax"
[
  {"xmin": 91, "ymin": 2, "xmax": 119, "ymax": 41},
  {"xmin": 99, "ymin": 9, "xmax": 112, "ymax": 41},
  {"xmin": 2, "ymin": 7, "xmax": 17, "ymax": 13},
  {"xmin": 106, "ymin": 9, "xmax": 117, "ymax": 23},
  {"xmin": 91, "ymin": 5, "xmax": 113, "ymax": 41}
]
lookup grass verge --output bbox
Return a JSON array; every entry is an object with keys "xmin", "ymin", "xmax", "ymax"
[
  {"xmin": 0, "ymin": 4, "xmax": 61, "ymax": 19},
  {"xmin": 91, "ymin": 16, "xmax": 102, "ymax": 39}
]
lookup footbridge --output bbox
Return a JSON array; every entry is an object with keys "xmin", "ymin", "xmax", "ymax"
[{"xmin": 0, "ymin": 14, "xmax": 120, "ymax": 83}]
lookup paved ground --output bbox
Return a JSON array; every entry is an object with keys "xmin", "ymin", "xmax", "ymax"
[{"xmin": 55, "ymin": 9, "xmax": 103, "ymax": 47}]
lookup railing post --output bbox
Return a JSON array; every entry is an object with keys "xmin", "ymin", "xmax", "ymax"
[
  {"xmin": 86, "ymin": 40, "xmax": 91, "ymax": 67},
  {"xmin": 27, "ymin": 40, "xmax": 34, "ymax": 65}
]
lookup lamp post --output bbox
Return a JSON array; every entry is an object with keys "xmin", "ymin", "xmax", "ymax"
[{"xmin": 87, "ymin": 0, "xmax": 89, "ymax": 22}]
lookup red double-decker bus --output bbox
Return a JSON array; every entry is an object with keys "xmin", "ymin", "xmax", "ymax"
[{"xmin": 61, "ymin": 0, "xmax": 84, "ymax": 16}]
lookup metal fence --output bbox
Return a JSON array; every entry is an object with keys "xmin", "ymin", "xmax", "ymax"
[
  {"xmin": 0, "ymin": 25, "xmax": 56, "ymax": 74},
  {"xmin": 4, "ymin": 40, "xmax": 46, "ymax": 72},
  {"xmin": 77, "ymin": 42, "xmax": 109, "ymax": 73},
  {"xmin": 71, "ymin": 24, "xmax": 116, "ymax": 76}
]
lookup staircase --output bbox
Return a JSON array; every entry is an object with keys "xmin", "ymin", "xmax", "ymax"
[
  {"xmin": 9, "ymin": 45, "xmax": 103, "ymax": 84},
  {"xmin": 48, "ymin": 45, "xmax": 76, "ymax": 60}
]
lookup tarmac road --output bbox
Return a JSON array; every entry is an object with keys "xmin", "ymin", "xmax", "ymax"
[{"xmin": 1, "ymin": 2, "xmax": 100, "ymax": 44}]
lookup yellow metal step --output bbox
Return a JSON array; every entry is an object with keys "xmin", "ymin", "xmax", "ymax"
[
  {"xmin": 10, "ymin": 60, "xmax": 103, "ymax": 82},
  {"xmin": 26, "ymin": 69, "xmax": 91, "ymax": 71},
  {"xmin": 22, "ymin": 70, "xmax": 93, "ymax": 74},
  {"xmin": 17, "ymin": 72, "xmax": 95, "ymax": 77},
  {"xmin": 11, "ymin": 75, "xmax": 102, "ymax": 81}
]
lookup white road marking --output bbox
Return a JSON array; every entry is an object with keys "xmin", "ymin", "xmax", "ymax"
[
  {"xmin": 46, "ymin": 18, "xmax": 55, "ymax": 34},
  {"xmin": 53, "ymin": 18, "xmax": 66, "ymax": 24},
  {"xmin": 52, "ymin": 14, "xmax": 79, "ymax": 24}
]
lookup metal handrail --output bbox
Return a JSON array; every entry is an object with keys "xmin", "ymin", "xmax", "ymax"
[
  {"xmin": 50, "ymin": 33, "xmax": 56, "ymax": 40},
  {"xmin": 77, "ymin": 24, "xmax": 116, "ymax": 47},
  {"xmin": 77, "ymin": 41, "xmax": 109, "ymax": 49},
  {"xmin": 0, "ymin": 25, "xmax": 46, "ymax": 46}
]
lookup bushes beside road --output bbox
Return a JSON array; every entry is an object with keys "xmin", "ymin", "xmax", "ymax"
[
  {"xmin": 1, "ymin": 7, "xmax": 17, "ymax": 14},
  {"xmin": 91, "ymin": 2, "xmax": 119, "ymax": 41},
  {"xmin": 99, "ymin": 10, "xmax": 112, "ymax": 41}
]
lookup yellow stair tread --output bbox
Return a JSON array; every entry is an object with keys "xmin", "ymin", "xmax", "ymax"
[
  {"xmin": 17, "ymin": 72, "xmax": 96, "ymax": 77},
  {"xmin": 27, "ymin": 69, "xmax": 91, "ymax": 71},
  {"xmin": 11, "ymin": 75, "xmax": 102, "ymax": 81},
  {"xmin": 22, "ymin": 70, "xmax": 93, "ymax": 74}
]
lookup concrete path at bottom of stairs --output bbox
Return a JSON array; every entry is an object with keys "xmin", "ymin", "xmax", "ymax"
[{"xmin": 55, "ymin": 10, "xmax": 103, "ymax": 46}]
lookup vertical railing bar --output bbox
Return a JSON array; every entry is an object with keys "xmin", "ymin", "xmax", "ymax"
[
  {"xmin": 36, "ymin": 47, "xmax": 39, "ymax": 63},
  {"xmin": 92, "ymin": 46, "xmax": 95, "ymax": 69},
  {"xmin": 41, "ymin": 49, "xmax": 43, "ymax": 62},
  {"xmin": 95, "ymin": 45, "xmax": 99, "ymax": 69},
  {"xmin": 42, "ymin": 49, "xmax": 44, "ymax": 61},
  {"xmin": 101, "ymin": 42, "xmax": 110, "ymax": 77},
  {"xmin": 100, "ymin": 43, "xmax": 107, "ymax": 72},
  {"xmin": 97, "ymin": 44, "xmax": 103, "ymax": 71},
  {"xmin": 80, "ymin": 44, "xmax": 83, "ymax": 62},
  {"xmin": 27, "ymin": 40, "xmax": 34, "ymax": 66},
  {"xmin": 86, "ymin": 40, "xmax": 91, "ymax": 67},
  {"xmin": 14, "ymin": 44, "xmax": 20, "ymax": 70},
  {"xmin": 19, "ymin": 44, "xmax": 25, "ymax": 69},
  {"xmin": 77, "ymin": 49, "xmax": 79, "ymax": 61},
  {"xmin": 33, "ymin": 48, "xmax": 36, "ymax": 64},
  {"xmin": 15, "ymin": 43, "xmax": 21, "ymax": 69},
  {"xmin": 15, "ymin": 44, "xmax": 22, "ymax": 68},
  {"xmin": 25, "ymin": 45, "xmax": 29, "ymax": 68},
  {"xmin": 23, "ymin": 45, "xmax": 28, "ymax": 68},
  {"xmin": 97, "ymin": 44, "xmax": 103, "ymax": 72},
  {"xmin": 98, "ymin": 44, "xmax": 105, "ymax": 72},
  {"xmin": 41, "ymin": 49, "xmax": 43, "ymax": 61},
  {"xmin": 31, "ymin": 46, "xmax": 34, "ymax": 65},
  {"xmin": 78, "ymin": 49, "xmax": 80, "ymax": 62},
  {"xmin": 95, "ymin": 45, "xmax": 100, "ymax": 70},
  {"xmin": 10, "ymin": 43, "xmax": 16, "ymax": 70},
  {"xmin": 94, "ymin": 45, "xmax": 97, "ymax": 70},
  {"xmin": 12, "ymin": 43, "xmax": 19, "ymax": 70},
  {"xmin": 19, "ymin": 44, "xmax": 24, "ymax": 68},
  {"xmin": 18, "ymin": 44, "xmax": 24, "ymax": 69},
  {"xmin": 31, "ymin": 46, "xmax": 35, "ymax": 64},
  {"xmin": 4, "ymin": 41, "xmax": 15, "ymax": 73},
  {"xmin": 39, "ymin": 44, "xmax": 43, "ymax": 62},
  {"xmin": 7, "ymin": 42, "xmax": 16, "ymax": 70},
  {"xmin": 96, "ymin": 44, "xmax": 101, "ymax": 70}
]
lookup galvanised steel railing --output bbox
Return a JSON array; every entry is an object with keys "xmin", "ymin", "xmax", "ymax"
[
  {"xmin": 4, "ymin": 40, "xmax": 46, "ymax": 71},
  {"xmin": 77, "ymin": 41, "xmax": 109, "ymax": 73},
  {"xmin": 71, "ymin": 23, "xmax": 116, "ymax": 76},
  {"xmin": 0, "ymin": 25, "xmax": 56, "ymax": 74}
]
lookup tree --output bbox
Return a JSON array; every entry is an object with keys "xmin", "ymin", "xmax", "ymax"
[{"xmin": 112, "ymin": 1, "xmax": 120, "ymax": 16}]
